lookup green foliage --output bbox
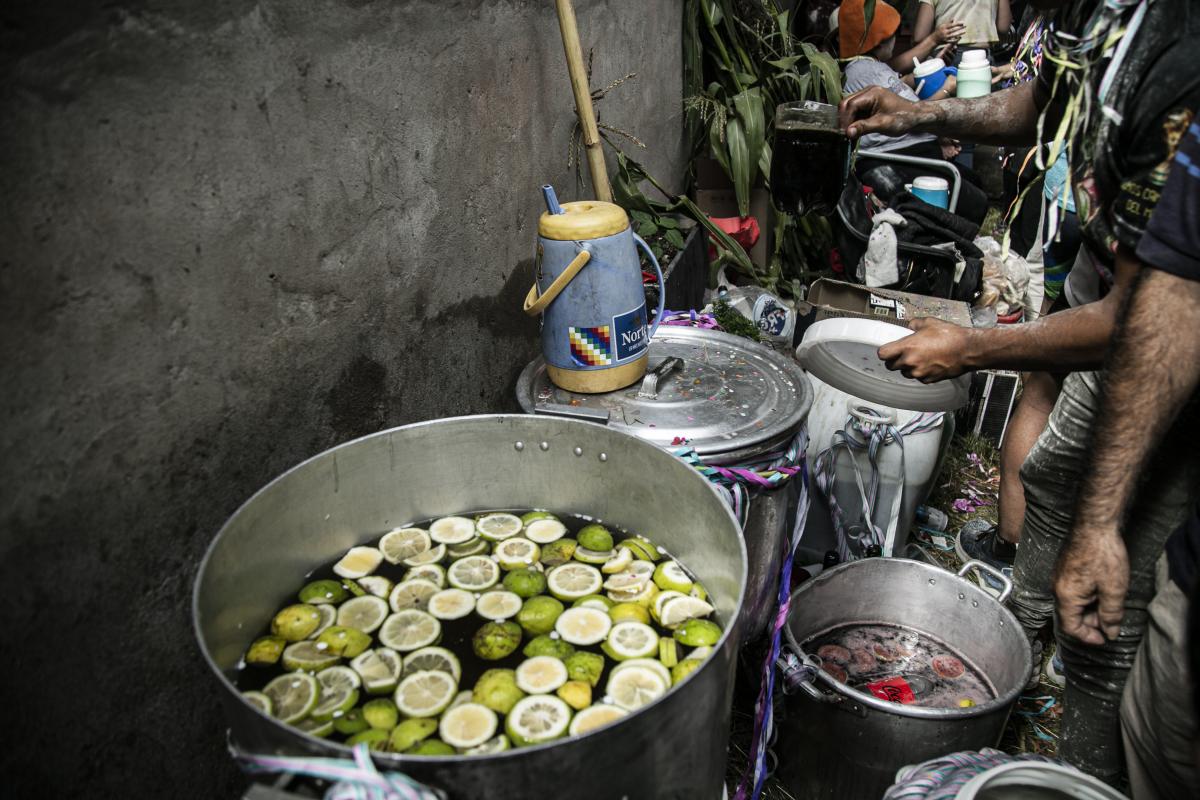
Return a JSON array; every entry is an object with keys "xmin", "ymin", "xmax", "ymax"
[{"xmin": 712, "ymin": 300, "xmax": 761, "ymax": 341}]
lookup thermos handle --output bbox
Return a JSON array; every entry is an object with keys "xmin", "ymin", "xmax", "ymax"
[
  {"xmin": 632, "ymin": 233, "xmax": 666, "ymax": 339},
  {"xmin": 523, "ymin": 247, "xmax": 592, "ymax": 316}
]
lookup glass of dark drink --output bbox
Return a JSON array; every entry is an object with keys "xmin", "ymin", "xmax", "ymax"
[{"xmin": 770, "ymin": 101, "xmax": 850, "ymax": 217}]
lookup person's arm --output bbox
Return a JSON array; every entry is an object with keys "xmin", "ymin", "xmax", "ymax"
[
  {"xmin": 1053, "ymin": 268, "xmax": 1200, "ymax": 643},
  {"xmin": 996, "ymin": 0, "xmax": 1013, "ymax": 35},
  {"xmin": 914, "ymin": 2, "xmax": 936, "ymax": 43},
  {"xmin": 839, "ymin": 80, "xmax": 1042, "ymax": 145},
  {"xmin": 877, "ymin": 247, "xmax": 1137, "ymax": 381},
  {"xmin": 887, "ymin": 20, "xmax": 965, "ymax": 74}
]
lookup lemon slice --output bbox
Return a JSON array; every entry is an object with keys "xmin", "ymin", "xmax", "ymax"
[
  {"xmin": 333, "ymin": 546, "xmax": 384, "ymax": 579},
  {"xmin": 311, "ymin": 665, "xmax": 361, "ymax": 721},
  {"xmin": 554, "ymin": 606, "xmax": 612, "ymax": 646},
  {"xmin": 394, "ymin": 670, "xmax": 458, "ymax": 718},
  {"xmin": 476, "ymin": 513, "xmax": 523, "ymax": 541},
  {"xmin": 448, "ymin": 689, "xmax": 474, "ymax": 712},
  {"xmin": 379, "ymin": 528, "xmax": 432, "ymax": 564},
  {"xmin": 295, "ymin": 717, "xmax": 334, "ymax": 738},
  {"xmin": 427, "ymin": 588, "xmax": 476, "ymax": 620},
  {"xmin": 657, "ymin": 596, "xmax": 715, "ymax": 628},
  {"xmin": 547, "ymin": 563, "xmax": 603, "ymax": 601},
  {"xmin": 403, "ymin": 646, "xmax": 463, "ymax": 682},
  {"xmin": 242, "ymin": 690, "xmax": 273, "ymax": 716},
  {"xmin": 404, "ymin": 564, "xmax": 447, "ymax": 587},
  {"xmin": 438, "ymin": 702, "xmax": 499, "ymax": 749},
  {"xmin": 403, "ymin": 543, "xmax": 447, "ymax": 567},
  {"xmin": 573, "ymin": 547, "xmax": 613, "ymax": 565},
  {"xmin": 350, "ymin": 648, "xmax": 403, "ymax": 694},
  {"xmin": 262, "ymin": 672, "xmax": 320, "ymax": 724},
  {"xmin": 605, "ymin": 664, "xmax": 667, "ymax": 711},
  {"xmin": 494, "ymin": 537, "xmax": 540, "ymax": 570},
  {"xmin": 603, "ymin": 571, "xmax": 650, "ymax": 593},
  {"xmin": 308, "ymin": 604, "xmax": 337, "ymax": 640},
  {"xmin": 281, "ymin": 640, "xmax": 341, "ymax": 671},
  {"xmin": 601, "ymin": 546, "xmax": 634, "ymax": 574},
  {"xmin": 356, "ymin": 575, "xmax": 394, "ymax": 599},
  {"xmin": 525, "ymin": 519, "xmax": 567, "ymax": 544},
  {"xmin": 515, "ymin": 656, "xmax": 569, "ymax": 694},
  {"xmin": 653, "ymin": 561, "xmax": 694, "ymax": 593},
  {"xmin": 447, "ymin": 538, "xmax": 490, "ymax": 560},
  {"xmin": 447, "ymin": 555, "xmax": 500, "ymax": 591},
  {"xmin": 474, "ymin": 590, "xmax": 523, "ymax": 621},
  {"xmin": 628, "ymin": 560, "xmax": 657, "ymax": 579},
  {"xmin": 610, "ymin": 657, "xmax": 672, "ymax": 688},
  {"xmin": 605, "ymin": 621, "xmax": 660, "ymax": 660},
  {"xmin": 378, "ymin": 609, "xmax": 441, "ymax": 652},
  {"xmin": 607, "ymin": 579, "xmax": 657, "ymax": 608},
  {"xmin": 464, "ymin": 733, "xmax": 510, "ymax": 754},
  {"xmin": 651, "ymin": 590, "xmax": 687, "ymax": 622},
  {"xmin": 430, "ymin": 516, "xmax": 477, "ymax": 545},
  {"xmin": 505, "ymin": 695, "xmax": 572, "ymax": 746},
  {"xmin": 388, "ymin": 578, "xmax": 441, "ymax": 613},
  {"xmin": 337, "ymin": 595, "xmax": 389, "ymax": 633},
  {"xmin": 573, "ymin": 594, "xmax": 615, "ymax": 611},
  {"xmin": 568, "ymin": 703, "xmax": 628, "ymax": 736}
]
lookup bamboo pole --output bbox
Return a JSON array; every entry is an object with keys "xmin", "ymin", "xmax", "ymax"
[{"xmin": 553, "ymin": 0, "xmax": 613, "ymax": 202}]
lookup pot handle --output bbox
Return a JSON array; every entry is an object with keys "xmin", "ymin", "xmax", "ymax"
[
  {"xmin": 958, "ymin": 559, "xmax": 1013, "ymax": 603},
  {"xmin": 778, "ymin": 648, "xmax": 867, "ymax": 716}
]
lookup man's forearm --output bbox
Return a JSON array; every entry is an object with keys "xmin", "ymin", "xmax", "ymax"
[
  {"xmin": 961, "ymin": 299, "xmax": 1114, "ymax": 372},
  {"xmin": 1074, "ymin": 268, "xmax": 1200, "ymax": 533},
  {"xmin": 910, "ymin": 81, "xmax": 1040, "ymax": 145}
]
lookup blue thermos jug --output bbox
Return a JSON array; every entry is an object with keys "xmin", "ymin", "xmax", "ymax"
[{"xmin": 524, "ymin": 186, "xmax": 664, "ymax": 393}]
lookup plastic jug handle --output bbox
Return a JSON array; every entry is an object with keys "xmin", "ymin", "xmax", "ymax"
[
  {"xmin": 632, "ymin": 233, "xmax": 665, "ymax": 339},
  {"xmin": 523, "ymin": 247, "xmax": 591, "ymax": 316}
]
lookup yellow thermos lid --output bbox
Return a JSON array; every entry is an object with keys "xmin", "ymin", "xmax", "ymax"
[{"xmin": 538, "ymin": 200, "xmax": 629, "ymax": 241}]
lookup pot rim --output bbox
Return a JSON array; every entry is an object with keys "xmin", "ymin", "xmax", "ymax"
[
  {"xmin": 784, "ymin": 557, "xmax": 1029, "ymax": 719},
  {"xmin": 192, "ymin": 413, "xmax": 747, "ymax": 766}
]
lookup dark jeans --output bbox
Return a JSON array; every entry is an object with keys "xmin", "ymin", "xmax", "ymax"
[
  {"xmin": 855, "ymin": 140, "xmax": 990, "ymax": 226},
  {"xmin": 1011, "ymin": 370, "xmax": 1200, "ymax": 783}
]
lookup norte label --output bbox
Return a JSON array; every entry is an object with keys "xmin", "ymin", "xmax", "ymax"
[{"xmin": 613, "ymin": 304, "xmax": 649, "ymax": 362}]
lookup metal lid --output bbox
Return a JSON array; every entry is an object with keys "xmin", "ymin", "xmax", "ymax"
[{"xmin": 516, "ymin": 327, "xmax": 812, "ymax": 462}]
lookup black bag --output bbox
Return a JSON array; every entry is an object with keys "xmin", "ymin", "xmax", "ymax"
[{"xmin": 833, "ymin": 171, "xmax": 982, "ymax": 303}]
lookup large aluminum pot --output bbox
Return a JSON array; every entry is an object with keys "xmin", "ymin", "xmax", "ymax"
[
  {"xmin": 775, "ymin": 558, "xmax": 1030, "ymax": 799},
  {"xmin": 193, "ymin": 415, "xmax": 746, "ymax": 800}
]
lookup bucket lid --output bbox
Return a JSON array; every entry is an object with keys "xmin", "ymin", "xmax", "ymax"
[
  {"xmin": 516, "ymin": 327, "xmax": 812, "ymax": 461},
  {"xmin": 539, "ymin": 201, "xmax": 628, "ymax": 241},
  {"xmin": 795, "ymin": 317, "xmax": 969, "ymax": 412}
]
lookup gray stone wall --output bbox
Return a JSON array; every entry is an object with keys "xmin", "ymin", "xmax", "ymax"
[{"xmin": 0, "ymin": 1, "xmax": 685, "ymax": 794}]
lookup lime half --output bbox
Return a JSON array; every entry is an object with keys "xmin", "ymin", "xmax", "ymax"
[
  {"xmin": 378, "ymin": 609, "xmax": 442, "ymax": 652},
  {"xmin": 604, "ymin": 621, "xmax": 660, "ymax": 660},
  {"xmin": 281, "ymin": 640, "xmax": 341, "ymax": 671},
  {"xmin": 311, "ymin": 666, "xmax": 360, "ymax": 721},
  {"xmin": 554, "ymin": 606, "xmax": 612, "ymax": 646},
  {"xmin": 658, "ymin": 596, "xmax": 715, "ymax": 628},
  {"xmin": 568, "ymin": 703, "xmax": 628, "ymax": 736},
  {"xmin": 350, "ymin": 648, "xmax": 403, "ymax": 694},
  {"xmin": 307, "ymin": 605, "xmax": 337, "ymax": 640},
  {"xmin": 611, "ymin": 657, "xmax": 672, "ymax": 689},
  {"xmin": 524, "ymin": 519, "xmax": 567, "ymax": 544},
  {"xmin": 394, "ymin": 670, "xmax": 458, "ymax": 718},
  {"xmin": 379, "ymin": 528, "xmax": 432, "ymax": 564},
  {"xmin": 547, "ymin": 563, "xmax": 603, "ymax": 601},
  {"xmin": 333, "ymin": 546, "xmax": 384, "ymax": 580},
  {"xmin": 402, "ymin": 646, "xmax": 463, "ymax": 683},
  {"xmin": 476, "ymin": 513, "xmax": 523, "ymax": 542},
  {"xmin": 388, "ymin": 579, "xmax": 441, "ymax": 613},
  {"xmin": 430, "ymin": 516, "xmax": 477, "ymax": 545},
  {"xmin": 605, "ymin": 664, "xmax": 667, "ymax": 711},
  {"xmin": 653, "ymin": 561, "xmax": 694, "ymax": 593},
  {"xmin": 262, "ymin": 672, "xmax": 320, "ymax": 724},
  {"xmin": 356, "ymin": 575, "xmax": 393, "ymax": 599},
  {"xmin": 438, "ymin": 702, "xmax": 498, "ymax": 749},
  {"xmin": 515, "ymin": 656, "xmax": 569, "ymax": 695},
  {"xmin": 447, "ymin": 555, "xmax": 501, "ymax": 591},
  {"xmin": 242, "ymin": 690, "xmax": 273, "ymax": 716},
  {"xmin": 427, "ymin": 588, "xmax": 476, "ymax": 620},
  {"xmin": 337, "ymin": 595, "xmax": 389, "ymax": 634},
  {"xmin": 463, "ymin": 733, "xmax": 510, "ymax": 754},
  {"xmin": 476, "ymin": 590, "xmax": 523, "ymax": 622},
  {"xmin": 506, "ymin": 694, "xmax": 572, "ymax": 746},
  {"xmin": 494, "ymin": 537, "xmax": 540, "ymax": 570},
  {"xmin": 403, "ymin": 543, "xmax": 447, "ymax": 568},
  {"xmin": 404, "ymin": 563, "xmax": 447, "ymax": 587}
]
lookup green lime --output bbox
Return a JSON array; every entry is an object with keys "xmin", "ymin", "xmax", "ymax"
[
  {"xmin": 402, "ymin": 646, "xmax": 462, "ymax": 682},
  {"xmin": 333, "ymin": 707, "xmax": 370, "ymax": 736},
  {"xmin": 658, "ymin": 637, "xmax": 679, "ymax": 668},
  {"xmin": 564, "ymin": 651, "xmax": 605, "ymax": 687},
  {"xmin": 601, "ymin": 546, "xmax": 634, "ymax": 575},
  {"xmin": 473, "ymin": 620, "xmax": 523, "ymax": 660},
  {"xmin": 379, "ymin": 527, "xmax": 432, "ymax": 564},
  {"xmin": 377, "ymin": 609, "xmax": 442, "ymax": 652},
  {"xmin": 246, "ymin": 635, "xmax": 286, "ymax": 666},
  {"xmin": 350, "ymin": 647, "xmax": 403, "ymax": 694},
  {"xmin": 447, "ymin": 555, "xmax": 501, "ymax": 591},
  {"xmin": 394, "ymin": 670, "xmax": 458, "ymax": 718},
  {"xmin": 342, "ymin": 579, "xmax": 367, "ymax": 597},
  {"xmin": 494, "ymin": 537, "xmax": 541, "ymax": 570},
  {"xmin": 522, "ymin": 634, "xmax": 575, "ymax": 660},
  {"xmin": 521, "ymin": 510, "xmax": 559, "ymax": 525},
  {"xmin": 281, "ymin": 641, "xmax": 340, "ymax": 671},
  {"xmin": 446, "ymin": 538, "xmax": 490, "ymax": 560},
  {"xmin": 316, "ymin": 626, "xmax": 373, "ymax": 658},
  {"xmin": 311, "ymin": 666, "xmax": 361, "ymax": 721},
  {"xmin": 622, "ymin": 536, "xmax": 662, "ymax": 563},
  {"xmin": 241, "ymin": 690, "xmax": 273, "ymax": 716},
  {"xmin": 577, "ymin": 524, "xmax": 614, "ymax": 552},
  {"xmin": 505, "ymin": 695, "xmax": 571, "ymax": 746},
  {"xmin": 475, "ymin": 512, "xmax": 523, "ymax": 542},
  {"xmin": 464, "ymin": 734, "xmax": 510, "ymax": 754},
  {"xmin": 653, "ymin": 561, "xmax": 694, "ymax": 593},
  {"xmin": 540, "ymin": 538, "xmax": 577, "ymax": 567},
  {"xmin": 573, "ymin": 546, "xmax": 614, "ymax": 565},
  {"xmin": 609, "ymin": 602, "xmax": 650, "ymax": 625},
  {"xmin": 362, "ymin": 698, "xmax": 400, "ymax": 730},
  {"xmin": 572, "ymin": 594, "xmax": 614, "ymax": 611},
  {"xmin": 299, "ymin": 579, "xmax": 349, "ymax": 605},
  {"xmin": 295, "ymin": 717, "xmax": 334, "ymax": 738},
  {"xmin": 408, "ymin": 738, "xmax": 455, "ymax": 756},
  {"xmin": 671, "ymin": 658, "xmax": 705, "ymax": 685},
  {"xmin": 472, "ymin": 668, "xmax": 525, "ymax": 714},
  {"xmin": 438, "ymin": 702, "xmax": 499, "ymax": 749},
  {"xmin": 388, "ymin": 717, "xmax": 438, "ymax": 752},
  {"xmin": 388, "ymin": 578, "xmax": 441, "ymax": 613},
  {"xmin": 309, "ymin": 604, "xmax": 336, "ymax": 640},
  {"xmin": 603, "ymin": 621, "xmax": 660, "ymax": 661},
  {"xmin": 262, "ymin": 672, "xmax": 320, "ymax": 724},
  {"xmin": 271, "ymin": 604, "xmax": 323, "ymax": 642},
  {"xmin": 673, "ymin": 618, "xmax": 721, "ymax": 647},
  {"xmin": 405, "ymin": 563, "xmax": 448, "ymax": 587},
  {"xmin": 516, "ymin": 596, "xmax": 564, "ymax": 636},
  {"xmin": 337, "ymin": 595, "xmax": 389, "ymax": 633},
  {"xmin": 503, "ymin": 567, "xmax": 547, "ymax": 598},
  {"xmin": 345, "ymin": 728, "xmax": 390, "ymax": 750},
  {"xmin": 556, "ymin": 679, "xmax": 592, "ymax": 711}
]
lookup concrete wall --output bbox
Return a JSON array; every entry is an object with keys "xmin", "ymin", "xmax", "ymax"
[{"xmin": 0, "ymin": 1, "xmax": 685, "ymax": 795}]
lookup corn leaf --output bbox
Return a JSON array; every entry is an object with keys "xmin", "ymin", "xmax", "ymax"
[
  {"xmin": 732, "ymin": 88, "xmax": 765, "ymax": 200},
  {"xmin": 726, "ymin": 116, "xmax": 751, "ymax": 218},
  {"xmin": 801, "ymin": 43, "xmax": 843, "ymax": 104},
  {"xmin": 709, "ymin": 114, "xmax": 731, "ymax": 174}
]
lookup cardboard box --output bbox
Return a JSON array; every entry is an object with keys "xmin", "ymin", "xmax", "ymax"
[
  {"xmin": 799, "ymin": 278, "xmax": 974, "ymax": 328},
  {"xmin": 691, "ymin": 157, "xmax": 773, "ymax": 269}
]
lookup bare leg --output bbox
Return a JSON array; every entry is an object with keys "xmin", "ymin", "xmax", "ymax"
[{"xmin": 997, "ymin": 371, "xmax": 1062, "ymax": 545}]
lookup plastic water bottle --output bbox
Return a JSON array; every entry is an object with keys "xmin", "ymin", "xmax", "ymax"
[{"xmin": 915, "ymin": 505, "xmax": 948, "ymax": 532}]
